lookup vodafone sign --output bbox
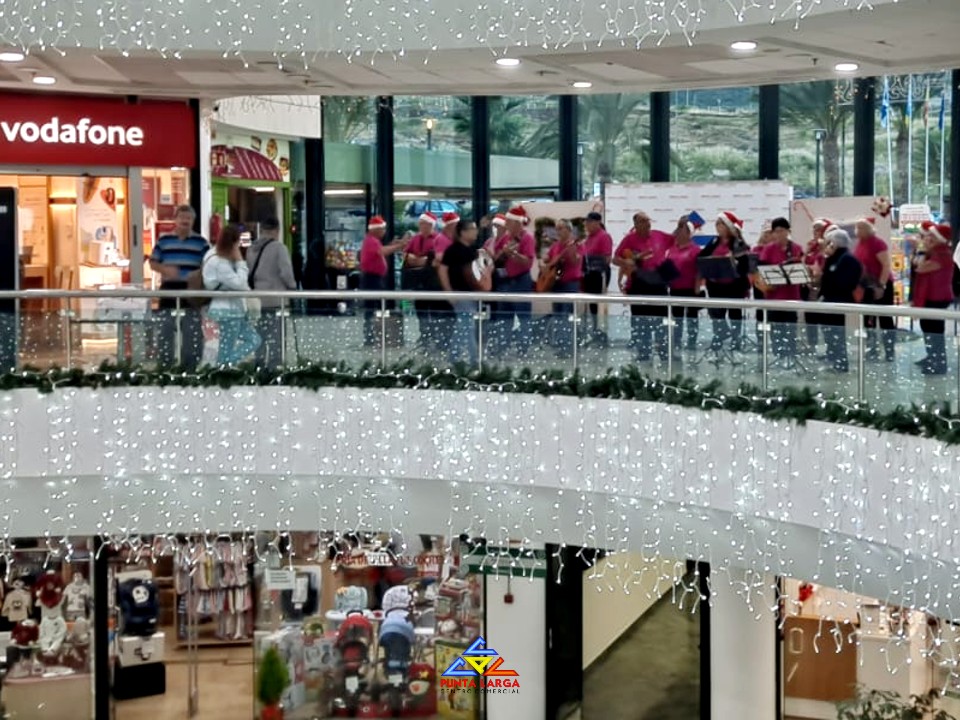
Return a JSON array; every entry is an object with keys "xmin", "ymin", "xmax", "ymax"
[{"xmin": 0, "ymin": 93, "xmax": 196, "ymax": 168}]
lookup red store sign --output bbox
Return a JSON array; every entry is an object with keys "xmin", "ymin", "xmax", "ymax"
[{"xmin": 0, "ymin": 93, "xmax": 196, "ymax": 168}]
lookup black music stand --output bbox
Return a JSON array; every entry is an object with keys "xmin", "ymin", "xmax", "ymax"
[{"xmin": 756, "ymin": 263, "xmax": 812, "ymax": 373}]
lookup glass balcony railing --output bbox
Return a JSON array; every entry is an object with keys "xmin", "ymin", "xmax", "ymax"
[{"xmin": 2, "ymin": 288, "xmax": 958, "ymax": 413}]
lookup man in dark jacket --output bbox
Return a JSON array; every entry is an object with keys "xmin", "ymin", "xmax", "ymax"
[{"xmin": 818, "ymin": 229, "xmax": 863, "ymax": 373}]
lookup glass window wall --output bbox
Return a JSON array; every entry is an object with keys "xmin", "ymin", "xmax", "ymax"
[
  {"xmin": 671, "ymin": 87, "xmax": 758, "ymax": 182},
  {"xmin": 578, "ymin": 93, "xmax": 650, "ymax": 194}
]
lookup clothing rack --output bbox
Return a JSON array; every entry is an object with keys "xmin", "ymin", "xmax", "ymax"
[{"xmin": 174, "ymin": 538, "xmax": 253, "ymax": 647}]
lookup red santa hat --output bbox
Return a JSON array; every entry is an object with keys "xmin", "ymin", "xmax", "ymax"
[
  {"xmin": 813, "ymin": 217, "xmax": 834, "ymax": 229},
  {"xmin": 921, "ymin": 220, "xmax": 951, "ymax": 244},
  {"xmin": 418, "ymin": 211, "xmax": 437, "ymax": 226},
  {"xmin": 505, "ymin": 205, "xmax": 529, "ymax": 224},
  {"xmin": 367, "ymin": 215, "xmax": 387, "ymax": 230},
  {"xmin": 717, "ymin": 211, "xmax": 744, "ymax": 234},
  {"xmin": 491, "ymin": 213, "xmax": 507, "ymax": 227},
  {"xmin": 441, "ymin": 211, "xmax": 460, "ymax": 228}
]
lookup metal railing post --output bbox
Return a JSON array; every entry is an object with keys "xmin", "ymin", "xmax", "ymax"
[
  {"xmin": 279, "ymin": 298, "xmax": 288, "ymax": 369},
  {"xmin": 759, "ymin": 308, "xmax": 770, "ymax": 391},
  {"xmin": 477, "ymin": 300, "xmax": 486, "ymax": 371},
  {"xmin": 572, "ymin": 300, "xmax": 581, "ymax": 371},
  {"xmin": 856, "ymin": 313, "xmax": 866, "ymax": 402},
  {"xmin": 379, "ymin": 298, "xmax": 388, "ymax": 367},
  {"xmin": 174, "ymin": 298, "xmax": 183, "ymax": 367},
  {"xmin": 665, "ymin": 303, "xmax": 675, "ymax": 378},
  {"xmin": 60, "ymin": 305, "xmax": 74, "ymax": 370}
]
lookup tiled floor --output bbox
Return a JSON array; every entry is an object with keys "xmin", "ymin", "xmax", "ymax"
[{"xmin": 18, "ymin": 309, "xmax": 960, "ymax": 413}]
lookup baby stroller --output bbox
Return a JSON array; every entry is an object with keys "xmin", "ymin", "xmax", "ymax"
[
  {"xmin": 378, "ymin": 608, "xmax": 416, "ymax": 717},
  {"xmin": 381, "ymin": 584, "xmax": 413, "ymax": 616},
  {"xmin": 334, "ymin": 610, "xmax": 374, "ymax": 715}
]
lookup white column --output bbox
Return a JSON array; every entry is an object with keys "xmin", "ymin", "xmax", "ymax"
[
  {"xmin": 484, "ymin": 574, "xmax": 545, "ymax": 720},
  {"xmin": 710, "ymin": 571, "xmax": 777, "ymax": 720},
  {"xmin": 197, "ymin": 98, "xmax": 214, "ymax": 241}
]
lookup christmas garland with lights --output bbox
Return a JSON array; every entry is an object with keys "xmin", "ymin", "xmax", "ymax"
[{"xmin": 2, "ymin": 362, "xmax": 959, "ymax": 444}]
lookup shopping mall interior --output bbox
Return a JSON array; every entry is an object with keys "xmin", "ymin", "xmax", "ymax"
[{"xmin": 0, "ymin": 0, "xmax": 959, "ymax": 719}]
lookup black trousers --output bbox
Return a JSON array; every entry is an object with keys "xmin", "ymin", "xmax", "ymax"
[
  {"xmin": 705, "ymin": 282, "xmax": 745, "ymax": 350},
  {"xmin": 764, "ymin": 309, "xmax": 798, "ymax": 357},
  {"xmin": 359, "ymin": 273, "xmax": 384, "ymax": 346},
  {"xmin": 862, "ymin": 279, "xmax": 896, "ymax": 359},
  {"xmin": 920, "ymin": 299, "xmax": 951, "ymax": 373},
  {"xmin": 669, "ymin": 288, "xmax": 700, "ymax": 349},
  {"xmin": 628, "ymin": 281, "xmax": 668, "ymax": 360}
]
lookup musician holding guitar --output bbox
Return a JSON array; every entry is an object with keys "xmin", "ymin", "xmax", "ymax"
[
  {"xmin": 540, "ymin": 219, "xmax": 584, "ymax": 358},
  {"xmin": 613, "ymin": 212, "xmax": 670, "ymax": 362},
  {"xmin": 489, "ymin": 206, "xmax": 536, "ymax": 359}
]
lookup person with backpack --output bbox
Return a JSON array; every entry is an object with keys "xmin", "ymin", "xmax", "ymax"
[
  {"xmin": 203, "ymin": 225, "xmax": 261, "ymax": 365},
  {"xmin": 246, "ymin": 217, "xmax": 297, "ymax": 369}
]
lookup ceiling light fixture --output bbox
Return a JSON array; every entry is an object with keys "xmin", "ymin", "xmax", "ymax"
[
  {"xmin": 32, "ymin": 75, "xmax": 56, "ymax": 85},
  {"xmin": 730, "ymin": 40, "xmax": 758, "ymax": 51},
  {"xmin": 572, "ymin": 81, "xmax": 592, "ymax": 89},
  {"xmin": 834, "ymin": 62, "xmax": 859, "ymax": 73},
  {"xmin": 495, "ymin": 57, "xmax": 521, "ymax": 67},
  {"xmin": 0, "ymin": 51, "xmax": 25, "ymax": 63}
]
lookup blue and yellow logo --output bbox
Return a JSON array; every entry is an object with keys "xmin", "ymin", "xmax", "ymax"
[{"xmin": 440, "ymin": 636, "xmax": 520, "ymax": 690}]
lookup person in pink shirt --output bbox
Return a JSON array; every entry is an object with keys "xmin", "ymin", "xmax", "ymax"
[
  {"xmin": 489, "ymin": 205, "xmax": 535, "ymax": 358},
  {"xmin": 665, "ymin": 215, "xmax": 703, "ymax": 352},
  {"xmin": 912, "ymin": 221, "xmax": 955, "ymax": 375},
  {"xmin": 581, "ymin": 211, "xmax": 613, "ymax": 347},
  {"xmin": 699, "ymin": 211, "xmax": 751, "ymax": 352},
  {"xmin": 359, "ymin": 216, "xmax": 408, "ymax": 346},
  {"xmin": 853, "ymin": 216, "xmax": 895, "ymax": 362},
  {"xmin": 403, "ymin": 211, "xmax": 443, "ymax": 350},
  {"xmin": 613, "ymin": 211, "xmax": 669, "ymax": 362},
  {"xmin": 801, "ymin": 218, "xmax": 833, "ymax": 354},
  {"xmin": 757, "ymin": 217, "xmax": 804, "ymax": 360},
  {"xmin": 541, "ymin": 219, "xmax": 584, "ymax": 358}
]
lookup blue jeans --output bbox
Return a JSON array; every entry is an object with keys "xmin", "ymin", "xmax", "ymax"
[
  {"xmin": 450, "ymin": 301, "xmax": 478, "ymax": 366},
  {"xmin": 216, "ymin": 316, "xmax": 261, "ymax": 365},
  {"xmin": 491, "ymin": 273, "xmax": 533, "ymax": 356}
]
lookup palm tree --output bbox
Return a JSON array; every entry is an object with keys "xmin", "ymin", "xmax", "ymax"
[
  {"xmin": 780, "ymin": 81, "xmax": 852, "ymax": 197},
  {"xmin": 450, "ymin": 97, "xmax": 531, "ymax": 156},
  {"xmin": 579, "ymin": 94, "xmax": 646, "ymax": 182}
]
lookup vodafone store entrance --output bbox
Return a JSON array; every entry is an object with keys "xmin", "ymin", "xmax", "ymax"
[{"xmin": 0, "ymin": 92, "xmax": 198, "ymax": 364}]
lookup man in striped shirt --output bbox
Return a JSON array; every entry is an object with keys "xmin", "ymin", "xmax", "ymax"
[{"xmin": 150, "ymin": 205, "xmax": 210, "ymax": 369}]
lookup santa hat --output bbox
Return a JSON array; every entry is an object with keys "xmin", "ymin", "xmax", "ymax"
[
  {"xmin": 441, "ymin": 211, "xmax": 460, "ymax": 228},
  {"xmin": 367, "ymin": 215, "xmax": 387, "ymax": 230},
  {"xmin": 717, "ymin": 211, "xmax": 743, "ymax": 234},
  {"xmin": 921, "ymin": 220, "xmax": 951, "ymax": 244},
  {"xmin": 813, "ymin": 217, "xmax": 834, "ymax": 229},
  {"xmin": 505, "ymin": 205, "xmax": 529, "ymax": 224},
  {"xmin": 491, "ymin": 213, "xmax": 507, "ymax": 227},
  {"xmin": 418, "ymin": 211, "xmax": 437, "ymax": 226}
]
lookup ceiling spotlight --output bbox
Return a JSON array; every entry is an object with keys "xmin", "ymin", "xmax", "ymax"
[
  {"xmin": 834, "ymin": 62, "xmax": 859, "ymax": 73},
  {"xmin": 572, "ymin": 81, "xmax": 593, "ymax": 89},
  {"xmin": 495, "ymin": 58, "xmax": 521, "ymax": 67},
  {"xmin": 730, "ymin": 41, "xmax": 758, "ymax": 51},
  {"xmin": 32, "ymin": 75, "xmax": 56, "ymax": 85},
  {"xmin": 0, "ymin": 51, "xmax": 25, "ymax": 63}
]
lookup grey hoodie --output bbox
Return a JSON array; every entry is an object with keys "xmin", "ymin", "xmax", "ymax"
[{"xmin": 247, "ymin": 234, "xmax": 297, "ymax": 308}]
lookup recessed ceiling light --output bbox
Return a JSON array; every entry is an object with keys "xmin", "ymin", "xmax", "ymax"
[
  {"xmin": 730, "ymin": 41, "xmax": 758, "ymax": 51},
  {"xmin": 495, "ymin": 58, "xmax": 521, "ymax": 67},
  {"xmin": 32, "ymin": 75, "xmax": 57, "ymax": 85},
  {"xmin": 572, "ymin": 81, "xmax": 593, "ymax": 89},
  {"xmin": 0, "ymin": 51, "xmax": 25, "ymax": 63},
  {"xmin": 834, "ymin": 62, "xmax": 859, "ymax": 73}
]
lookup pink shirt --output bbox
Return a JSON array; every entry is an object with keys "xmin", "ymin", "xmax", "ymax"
[
  {"xmin": 434, "ymin": 233, "xmax": 454, "ymax": 259},
  {"xmin": 854, "ymin": 234, "xmax": 888, "ymax": 282},
  {"xmin": 804, "ymin": 240, "xmax": 825, "ymax": 269},
  {"xmin": 407, "ymin": 232, "xmax": 441, "ymax": 258},
  {"xmin": 495, "ymin": 231, "xmax": 535, "ymax": 279},
  {"xmin": 758, "ymin": 241, "xmax": 804, "ymax": 301},
  {"xmin": 616, "ymin": 231, "xmax": 667, "ymax": 292},
  {"xmin": 360, "ymin": 234, "xmax": 388, "ymax": 276},
  {"xmin": 913, "ymin": 243, "xmax": 955, "ymax": 306},
  {"xmin": 665, "ymin": 242, "xmax": 700, "ymax": 291},
  {"xmin": 582, "ymin": 229, "xmax": 613, "ymax": 259},
  {"xmin": 547, "ymin": 240, "xmax": 584, "ymax": 282}
]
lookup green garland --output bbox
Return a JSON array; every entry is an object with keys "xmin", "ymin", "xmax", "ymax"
[{"xmin": 2, "ymin": 361, "xmax": 959, "ymax": 444}]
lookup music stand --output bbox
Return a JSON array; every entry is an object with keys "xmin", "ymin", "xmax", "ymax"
[
  {"xmin": 691, "ymin": 257, "xmax": 750, "ymax": 363},
  {"xmin": 755, "ymin": 263, "xmax": 813, "ymax": 374}
]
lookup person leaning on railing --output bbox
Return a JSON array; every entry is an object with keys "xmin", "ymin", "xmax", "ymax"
[
  {"xmin": 818, "ymin": 228, "xmax": 863, "ymax": 374},
  {"xmin": 853, "ymin": 217, "xmax": 896, "ymax": 362},
  {"xmin": 912, "ymin": 221, "xmax": 955, "ymax": 376}
]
